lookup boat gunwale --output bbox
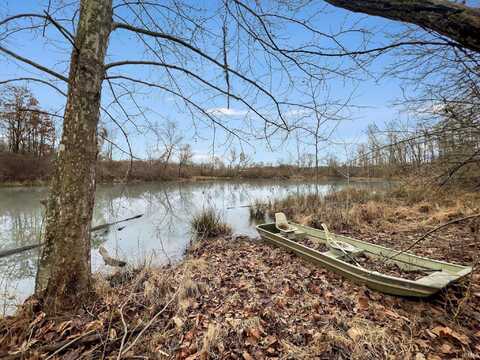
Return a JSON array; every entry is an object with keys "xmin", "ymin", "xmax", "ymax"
[{"xmin": 290, "ymin": 222, "xmax": 470, "ymax": 272}]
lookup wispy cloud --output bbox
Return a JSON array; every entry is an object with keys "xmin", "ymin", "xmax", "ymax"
[
  {"xmin": 206, "ymin": 107, "xmax": 247, "ymax": 117},
  {"xmin": 191, "ymin": 152, "xmax": 225, "ymax": 163},
  {"xmin": 285, "ymin": 108, "xmax": 312, "ymax": 118},
  {"xmin": 192, "ymin": 152, "xmax": 211, "ymax": 162}
]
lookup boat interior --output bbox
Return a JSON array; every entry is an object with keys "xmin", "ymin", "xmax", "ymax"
[{"xmin": 257, "ymin": 221, "xmax": 470, "ymax": 286}]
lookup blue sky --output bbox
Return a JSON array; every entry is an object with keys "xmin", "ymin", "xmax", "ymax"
[{"xmin": 1, "ymin": 0, "xmax": 465, "ymax": 164}]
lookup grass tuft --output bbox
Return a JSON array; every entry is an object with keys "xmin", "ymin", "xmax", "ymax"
[
  {"xmin": 191, "ymin": 208, "xmax": 232, "ymax": 239},
  {"xmin": 249, "ymin": 199, "xmax": 268, "ymax": 221}
]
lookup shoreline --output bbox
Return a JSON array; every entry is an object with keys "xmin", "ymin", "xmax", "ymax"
[
  {"xmin": 2, "ymin": 234, "xmax": 478, "ymax": 358},
  {"xmin": 0, "ymin": 175, "xmax": 390, "ymax": 188},
  {"xmin": 2, "ymin": 184, "xmax": 478, "ymax": 358}
]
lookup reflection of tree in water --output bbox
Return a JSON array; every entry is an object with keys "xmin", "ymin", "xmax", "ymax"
[
  {"xmin": 93, "ymin": 182, "xmax": 198, "ymax": 258},
  {"xmin": 0, "ymin": 188, "xmax": 46, "ymax": 283},
  {"xmin": 0, "ymin": 188, "xmax": 46, "ymax": 314}
]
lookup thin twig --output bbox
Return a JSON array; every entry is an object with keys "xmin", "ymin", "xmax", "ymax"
[
  {"xmin": 114, "ymin": 268, "xmax": 150, "ymax": 359},
  {"xmin": 101, "ymin": 310, "xmax": 114, "ymax": 360},
  {"xmin": 119, "ymin": 288, "xmax": 180, "ymax": 357},
  {"xmin": 45, "ymin": 330, "xmax": 96, "ymax": 360},
  {"xmin": 43, "ymin": 11, "xmax": 76, "ymax": 49},
  {"xmin": 117, "ymin": 307, "xmax": 128, "ymax": 360},
  {"xmin": 386, "ymin": 213, "xmax": 480, "ymax": 262},
  {"xmin": 453, "ymin": 257, "xmax": 478, "ymax": 319}
]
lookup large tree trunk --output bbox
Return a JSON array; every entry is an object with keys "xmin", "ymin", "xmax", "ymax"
[
  {"xmin": 324, "ymin": 0, "xmax": 480, "ymax": 53},
  {"xmin": 36, "ymin": 0, "xmax": 112, "ymax": 313}
]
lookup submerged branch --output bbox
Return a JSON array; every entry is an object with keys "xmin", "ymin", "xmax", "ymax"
[{"xmin": 0, "ymin": 214, "xmax": 144, "ymax": 259}]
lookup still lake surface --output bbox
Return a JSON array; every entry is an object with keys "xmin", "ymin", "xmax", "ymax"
[{"xmin": 0, "ymin": 179, "xmax": 388, "ymax": 314}]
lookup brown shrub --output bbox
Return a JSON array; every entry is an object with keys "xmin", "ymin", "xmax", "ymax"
[{"xmin": 0, "ymin": 152, "xmax": 52, "ymax": 183}]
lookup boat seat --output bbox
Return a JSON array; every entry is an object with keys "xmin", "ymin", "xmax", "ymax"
[
  {"xmin": 329, "ymin": 241, "xmax": 364, "ymax": 256},
  {"xmin": 275, "ymin": 212, "xmax": 297, "ymax": 239},
  {"xmin": 294, "ymin": 230, "xmax": 306, "ymax": 240},
  {"xmin": 321, "ymin": 250, "xmax": 342, "ymax": 259}
]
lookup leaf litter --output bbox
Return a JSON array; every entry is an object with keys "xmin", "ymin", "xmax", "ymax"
[{"xmin": 0, "ymin": 235, "xmax": 479, "ymax": 359}]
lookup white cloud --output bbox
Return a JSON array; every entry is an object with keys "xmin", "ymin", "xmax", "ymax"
[
  {"xmin": 192, "ymin": 152, "xmax": 211, "ymax": 162},
  {"xmin": 191, "ymin": 152, "xmax": 225, "ymax": 163},
  {"xmin": 206, "ymin": 107, "xmax": 247, "ymax": 117},
  {"xmin": 285, "ymin": 108, "xmax": 312, "ymax": 118}
]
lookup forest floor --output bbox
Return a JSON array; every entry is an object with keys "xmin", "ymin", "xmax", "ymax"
[{"xmin": 1, "ymin": 186, "xmax": 479, "ymax": 359}]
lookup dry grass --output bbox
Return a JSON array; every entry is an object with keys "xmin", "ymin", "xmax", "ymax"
[
  {"xmin": 2, "ymin": 236, "xmax": 479, "ymax": 359},
  {"xmin": 345, "ymin": 317, "xmax": 414, "ymax": 359},
  {"xmin": 264, "ymin": 184, "xmax": 480, "ymax": 233},
  {"xmin": 190, "ymin": 208, "xmax": 232, "ymax": 239},
  {"xmin": 266, "ymin": 187, "xmax": 382, "ymax": 232},
  {"xmin": 249, "ymin": 199, "xmax": 269, "ymax": 221},
  {"xmin": 200, "ymin": 322, "xmax": 223, "ymax": 355}
]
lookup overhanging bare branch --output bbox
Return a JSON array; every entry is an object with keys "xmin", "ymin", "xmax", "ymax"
[
  {"xmin": 105, "ymin": 74, "xmax": 250, "ymax": 144},
  {"xmin": 105, "ymin": 60, "xmax": 286, "ymax": 131},
  {"xmin": 0, "ymin": 77, "xmax": 67, "ymax": 96},
  {"xmin": 0, "ymin": 45, "xmax": 68, "ymax": 82},
  {"xmin": 111, "ymin": 21, "xmax": 290, "ymax": 129},
  {"xmin": 324, "ymin": 0, "xmax": 480, "ymax": 53}
]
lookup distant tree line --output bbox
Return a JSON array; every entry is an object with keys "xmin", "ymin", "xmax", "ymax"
[{"xmin": 349, "ymin": 102, "xmax": 480, "ymax": 185}]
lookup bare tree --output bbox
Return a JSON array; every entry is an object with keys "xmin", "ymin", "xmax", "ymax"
[
  {"xmin": 0, "ymin": 86, "xmax": 55, "ymax": 157},
  {"xmin": 4, "ymin": 0, "xmax": 475, "ymax": 313},
  {"xmin": 0, "ymin": 2, "xmax": 369, "ymax": 311},
  {"xmin": 227, "ymin": 147, "xmax": 238, "ymax": 173},
  {"xmin": 239, "ymin": 150, "xmax": 251, "ymax": 170},
  {"xmin": 153, "ymin": 120, "xmax": 183, "ymax": 167},
  {"xmin": 322, "ymin": 0, "xmax": 480, "ymax": 185},
  {"xmin": 178, "ymin": 143, "xmax": 193, "ymax": 177},
  {"xmin": 3, "ymin": 1, "xmax": 341, "ymax": 312},
  {"xmin": 33, "ymin": 0, "xmax": 113, "ymax": 312},
  {"xmin": 297, "ymin": 81, "xmax": 350, "ymax": 184}
]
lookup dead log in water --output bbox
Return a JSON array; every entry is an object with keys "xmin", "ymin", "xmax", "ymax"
[
  {"xmin": 98, "ymin": 246, "xmax": 127, "ymax": 267},
  {"xmin": 0, "ymin": 214, "xmax": 143, "ymax": 259}
]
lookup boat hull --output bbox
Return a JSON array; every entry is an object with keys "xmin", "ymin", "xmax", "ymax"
[{"xmin": 256, "ymin": 223, "xmax": 471, "ymax": 297}]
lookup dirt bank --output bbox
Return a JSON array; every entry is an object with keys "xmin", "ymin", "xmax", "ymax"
[{"xmin": 1, "ymin": 234, "xmax": 479, "ymax": 359}]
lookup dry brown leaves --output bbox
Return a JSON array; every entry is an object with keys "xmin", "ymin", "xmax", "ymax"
[{"xmin": 1, "ymin": 236, "xmax": 479, "ymax": 359}]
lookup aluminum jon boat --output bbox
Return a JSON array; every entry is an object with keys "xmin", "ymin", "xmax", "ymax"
[{"xmin": 256, "ymin": 219, "xmax": 472, "ymax": 297}]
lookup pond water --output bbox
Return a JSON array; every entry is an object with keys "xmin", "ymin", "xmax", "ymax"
[{"xmin": 0, "ymin": 179, "xmax": 388, "ymax": 314}]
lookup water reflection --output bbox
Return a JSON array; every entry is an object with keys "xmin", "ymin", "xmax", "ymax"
[{"xmin": 0, "ymin": 179, "xmax": 388, "ymax": 314}]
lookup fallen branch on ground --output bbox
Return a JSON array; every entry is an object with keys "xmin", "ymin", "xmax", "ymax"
[{"xmin": 2, "ymin": 332, "xmax": 102, "ymax": 360}]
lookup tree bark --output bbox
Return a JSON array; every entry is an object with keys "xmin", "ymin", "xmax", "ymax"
[
  {"xmin": 324, "ymin": 0, "xmax": 480, "ymax": 53},
  {"xmin": 36, "ymin": 0, "xmax": 112, "ymax": 312}
]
